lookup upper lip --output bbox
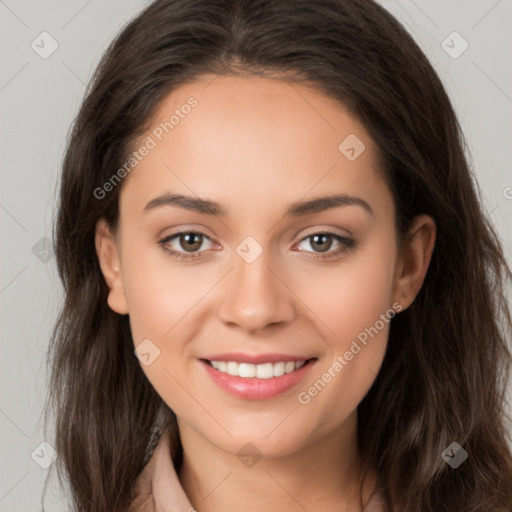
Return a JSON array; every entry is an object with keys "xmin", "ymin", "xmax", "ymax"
[{"xmin": 201, "ymin": 352, "xmax": 315, "ymax": 364}]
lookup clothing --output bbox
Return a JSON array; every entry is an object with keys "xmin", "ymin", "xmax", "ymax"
[{"xmin": 128, "ymin": 426, "xmax": 388, "ymax": 511}]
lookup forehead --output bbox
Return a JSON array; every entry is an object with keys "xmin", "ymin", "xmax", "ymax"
[{"xmin": 120, "ymin": 74, "xmax": 391, "ymax": 220}]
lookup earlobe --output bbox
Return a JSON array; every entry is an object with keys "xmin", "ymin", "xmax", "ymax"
[
  {"xmin": 393, "ymin": 214, "xmax": 436, "ymax": 311},
  {"xmin": 95, "ymin": 219, "xmax": 129, "ymax": 315}
]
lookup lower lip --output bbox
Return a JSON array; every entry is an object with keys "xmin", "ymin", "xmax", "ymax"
[{"xmin": 200, "ymin": 359, "xmax": 316, "ymax": 400}]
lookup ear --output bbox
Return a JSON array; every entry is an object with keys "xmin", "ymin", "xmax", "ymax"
[
  {"xmin": 392, "ymin": 214, "xmax": 436, "ymax": 311},
  {"xmin": 95, "ymin": 219, "xmax": 129, "ymax": 314}
]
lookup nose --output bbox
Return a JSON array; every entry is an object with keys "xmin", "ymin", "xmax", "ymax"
[{"xmin": 217, "ymin": 250, "xmax": 296, "ymax": 333}]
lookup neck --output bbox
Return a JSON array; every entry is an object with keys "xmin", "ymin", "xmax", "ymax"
[{"xmin": 177, "ymin": 411, "xmax": 377, "ymax": 512}]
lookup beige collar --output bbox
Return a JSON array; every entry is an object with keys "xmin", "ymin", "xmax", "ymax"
[{"xmin": 128, "ymin": 426, "xmax": 192, "ymax": 512}]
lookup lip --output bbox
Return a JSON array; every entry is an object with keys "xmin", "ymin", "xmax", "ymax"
[{"xmin": 200, "ymin": 356, "xmax": 317, "ymax": 400}]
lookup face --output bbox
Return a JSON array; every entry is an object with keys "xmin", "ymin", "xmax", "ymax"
[{"xmin": 96, "ymin": 74, "xmax": 434, "ymax": 459}]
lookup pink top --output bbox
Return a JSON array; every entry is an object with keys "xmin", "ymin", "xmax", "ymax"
[{"xmin": 128, "ymin": 426, "xmax": 388, "ymax": 511}]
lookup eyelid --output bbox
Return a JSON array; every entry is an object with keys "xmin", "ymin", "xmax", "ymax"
[
  {"xmin": 156, "ymin": 223, "xmax": 216, "ymax": 240},
  {"xmin": 295, "ymin": 225, "xmax": 353, "ymax": 240}
]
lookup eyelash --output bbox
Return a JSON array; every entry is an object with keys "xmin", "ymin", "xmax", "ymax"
[{"xmin": 158, "ymin": 230, "xmax": 355, "ymax": 262}]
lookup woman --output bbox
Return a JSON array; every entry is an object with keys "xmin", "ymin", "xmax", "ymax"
[{"xmin": 42, "ymin": 0, "xmax": 512, "ymax": 511}]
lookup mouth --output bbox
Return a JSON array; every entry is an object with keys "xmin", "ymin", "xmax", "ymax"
[{"xmin": 199, "ymin": 356, "xmax": 318, "ymax": 400}]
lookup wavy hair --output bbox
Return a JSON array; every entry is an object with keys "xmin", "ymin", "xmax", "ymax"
[{"xmin": 42, "ymin": 0, "xmax": 512, "ymax": 510}]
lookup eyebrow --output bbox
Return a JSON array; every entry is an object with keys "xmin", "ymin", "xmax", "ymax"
[{"xmin": 144, "ymin": 193, "xmax": 374, "ymax": 217}]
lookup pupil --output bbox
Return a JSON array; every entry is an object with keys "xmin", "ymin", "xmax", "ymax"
[
  {"xmin": 312, "ymin": 234, "xmax": 331, "ymax": 252},
  {"xmin": 181, "ymin": 233, "xmax": 202, "ymax": 252}
]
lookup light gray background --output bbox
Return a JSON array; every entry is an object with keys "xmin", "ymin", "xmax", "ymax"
[{"xmin": 1, "ymin": 1, "xmax": 511, "ymax": 510}]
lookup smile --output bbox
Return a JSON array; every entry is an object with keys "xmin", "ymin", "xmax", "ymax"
[{"xmin": 200, "ymin": 355, "xmax": 317, "ymax": 400}]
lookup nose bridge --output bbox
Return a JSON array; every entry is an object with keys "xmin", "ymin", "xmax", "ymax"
[{"xmin": 217, "ymin": 240, "xmax": 295, "ymax": 332}]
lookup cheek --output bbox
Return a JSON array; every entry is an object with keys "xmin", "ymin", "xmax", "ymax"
[
  {"xmin": 121, "ymin": 248, "xmax": 200, "ymax": 415},
  {"xmin": 293, "ymin": 229, "xmax": 397, "ymax": 344},
  {"xmin": 119, "ymin": 236, "xmax": 215, "ymax": 412},
  {"xmin": 120, "ymin": 235, "xmax": 206, "ymax": 344},
  {"xmin": 292, "ymin": 233, "xmax": 396, "ymax": 427}
]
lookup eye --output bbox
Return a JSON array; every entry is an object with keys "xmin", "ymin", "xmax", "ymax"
[
  {"xmin": 159, "ymin": 231, "xmax": 215, "ymax": 261},
  {"xmin": 294, "ymin": 232, "xmax": 355, "ymax": 260},
  {"xmin": 158, "ymin": 230, "xmax": 355, "ymax": 262}
]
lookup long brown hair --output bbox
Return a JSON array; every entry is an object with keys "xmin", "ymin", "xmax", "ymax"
[{"xmin": 42, "ymin": 0, "xmax": 512, "ymax": 510}]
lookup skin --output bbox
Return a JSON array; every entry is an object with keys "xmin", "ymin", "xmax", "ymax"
[{"xmin": 96, "ymin": 74, "xmax": 436, "ymax": 511}]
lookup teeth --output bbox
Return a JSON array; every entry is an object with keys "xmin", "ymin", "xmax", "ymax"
[
  {"xmin": 238, "ymin": 363, "xmax": 256, "ymax": 378},
  {"xmin": 284, "ymin": 361, "xmax": 295, "ymax": 373},
  {"xmin": 209, "ymin": 360, "xmax": 307, "ymax": 378},
  {"xmin": 256, "ymin": 363, "xmax": 273, "ymax": 379},
  {"xmin": 273, "ymin": 362, "xmax": 285, "ymax": 377},
  {"xmin": 226, "ymin": 361, "xmax": 238, "ymax": 376}
]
